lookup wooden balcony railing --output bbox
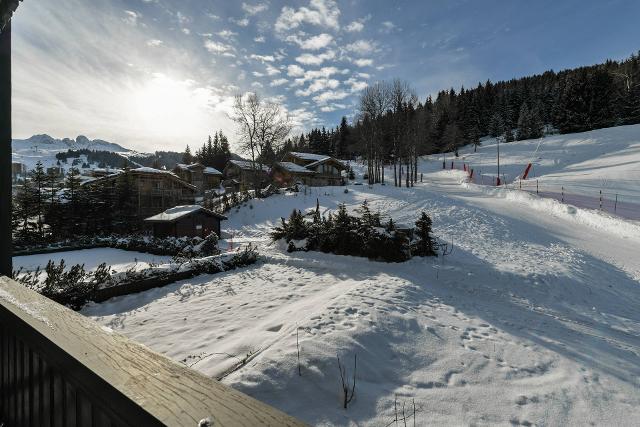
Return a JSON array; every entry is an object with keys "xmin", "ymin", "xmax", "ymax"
[{"xmin": 0, "ymin": 276, "xmax": 305, "ymax": 426}]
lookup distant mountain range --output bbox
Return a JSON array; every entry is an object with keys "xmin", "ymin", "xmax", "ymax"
[
  {"xmin": 11, "ymin": 134, "xmax": 246, "ymax": 173},
  {"xmin": 12, "ymin": 134, "xmax": 131, "ymax": 153}
]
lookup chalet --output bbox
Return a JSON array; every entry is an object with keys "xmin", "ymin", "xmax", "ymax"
[
  {"xmin": 144, "ymin": 205, "xmax": 226, "ymax": 238},
  {"xmin": 86, "ymin": 167, "xmax": 122, "ymax": 178},
  {"xmin": 11, "ymin": 162, "xmax": 25, "ymax": 182},
  {"xmin": 223, "ymin": 160, "xmax": 270, "ymax": 190},
  {"xmin": 173, "ymin": 162, "xmax": 223, "ymax": 194},
  {"xmin": 279, "ymin": 152, "xmax": 347, "ymax": 186},
  {"xmin": 46, "ymin": 165, "xmax": 65, "ymax": 178},
  {"xmin": 271, "ymin": 161, "xmax": 317, "ymax": 187},
  {"xmin": 82, "ymin": 167, "xmax": 197, "ymax": 218}
]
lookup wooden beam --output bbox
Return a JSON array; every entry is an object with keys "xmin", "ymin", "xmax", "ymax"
[
  {"xmin": 0, "ymin": 21, "xmax": 11, "ymax": 277},
  {"xmin": 0, "ymin": 276, "xmax": 306, "ymax": 426}
]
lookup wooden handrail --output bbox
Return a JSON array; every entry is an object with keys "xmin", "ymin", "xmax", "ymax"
[{"xmin": 0, "ymin": 276, "xmax": 305, "ymax": 426}]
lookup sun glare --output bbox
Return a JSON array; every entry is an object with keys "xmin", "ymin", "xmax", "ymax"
[{"xmin": 127, "ymin": 73, "xmax": 219, "ymax": 144}]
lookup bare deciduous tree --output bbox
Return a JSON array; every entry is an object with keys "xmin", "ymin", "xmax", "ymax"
[{"xmin": 231, "ymin": 92, "xmax": 291, "ymax": 191}]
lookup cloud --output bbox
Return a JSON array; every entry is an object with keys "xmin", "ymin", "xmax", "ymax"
[
  {"xmin": 176, "ymin": 11, "xmax": 190, "ymax": 25},
  {"xmin": 204, "ymin": 40, "xmax": 235, "ymax": 55},
  {"xmin": 380, "ymin": 20, "xmax": 398, "ymax": 33},
  {"xmin": 182, "ymin": 28, "xmax": 191, "ymax": 35},
  {"xmin": 295, "ymin": 50, "xmax": 335, "ymax": 66},
  {"xmin": 123, "ymin": 10, "xmax": 139, "ymax": 26},
  {"xmin": 242, "ymin": 2, "xmax": 269, "ymax": 15},
  {"xmin": 275, "ymin": 0, "xmax": 341, "ymax": 33},
  {"xmin": 146, "ymin": 39, "xmax": 163, "ymax": 47},
  {"xmin": 254, "ymin": 36, "xmax": 266, "ymax": 43},
  {"xmin": 250, "ymin": 54, "xmax": 276, "ymax": 62},
  {"xmin": 352, "ymin": 58, "xmax": 373, "ymax": 67},
  {"xmin": 320, "ymin": 103, "xmax": 346, "ymax": 112},
  {"xmin": 344, "ymin": 15, "xmax": 370, "ymax": 33},
  {"xmin": 343, "ymin": 39, "xmax": 377, "ymax": 55},
  {"xmin": 288, "ymin": 107, "xmax": 321, "ymax": 130},
  {"xmin": 295, "ymin": 78, "xmax": 340, "ymax": 96},
  {"xmin": 217, "ymin": 29, "xmax": 238, "ymax": 39},
  {"xmin": 251, "ymin": 81, "xmax": 264, "ymax": 88},
  {"xmin": 287, "ymin": 64, "xmax": 306, "ymax": 77},
  {"xmin": 312, "ymin": 90, "xmax": 349, "ymax": 105},
  {"xmin": 265, "ymin": 64, "xmax": 281, "ymax": 75},
  {"xmin": 345, "ymin": 77, "xmax": 368, "ymax": 92},
  {"xmin": 344, "ymin": 21, "xmax": 364, "ymax": 32},
  {"xmin": 270, "ymin": 78, "xmax": 288, "ymax": 87},
  {"xmin": 298, "ymin": 33, "xmax": 333, "ymax": 50},
  {"xmin": 229, "ymin": 17, "xmax": 250, "ymax": 27},
  {"xmin": 252, "ymin": 71, "xmax": 265, "ymax": 77}
]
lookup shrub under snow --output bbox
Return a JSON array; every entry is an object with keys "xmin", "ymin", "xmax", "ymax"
[{"xmin": 270, "ymin": 201, "xmax": 437, "ymax": 262}]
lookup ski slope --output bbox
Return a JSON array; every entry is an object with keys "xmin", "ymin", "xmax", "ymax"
[
  {"xmin": 426, "ymin": 124, "xmax": 640, "ymax": 205},
  {"xmin": 82, "ymin": 135, "xmax": 640, "ymax": 426}
]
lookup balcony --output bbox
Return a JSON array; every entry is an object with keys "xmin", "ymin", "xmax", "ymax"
[{"xmin": 0, "ymin": 276, "xmax": 304, "ymax": 426}]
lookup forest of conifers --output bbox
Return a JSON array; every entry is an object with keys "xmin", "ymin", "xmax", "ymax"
[{"xmin": 284, "ymin": 51, "xmax": 640, "ymax": 162}]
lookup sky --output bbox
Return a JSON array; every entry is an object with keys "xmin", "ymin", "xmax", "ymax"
[{"xmin": 11, "ymin": 0, "xmax": 640, "ymax": 153}]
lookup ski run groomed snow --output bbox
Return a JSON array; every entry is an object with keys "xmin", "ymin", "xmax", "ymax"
[{"xmin": 79, "ymin": 126, "xmax": 640, "ymax": 426}]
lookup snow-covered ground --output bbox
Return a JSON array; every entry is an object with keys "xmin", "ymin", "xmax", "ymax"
[
  {"xmin": 13, "ymin": 248, "xmax": 173, "ymax": 273},
  {"xmin": 81, "ymin": 127, "xmax": 640, "ymax": 426}
]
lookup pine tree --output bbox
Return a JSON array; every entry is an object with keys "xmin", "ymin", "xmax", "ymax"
[
  {"xmin": 332, "ymin": 204, "xmax": 354, "ymax": 255},
  {"xmin": 30, "ymin": 161, "xmax": 47, "ymax": 237},
  {"xmin": 182, "ymin": 145, "xmax": 193, "ymax": 164},
  {"xmin": 413, "ymin": 212, "xmax": 436, "ymax": 256},
  {"xmin": 336, "ymin": 116, "xmax": 349, "ymax": 158},
  {"xmin": 13, "ymin": 178, "xmax": 37, "ymax": 243},
  {"xmin": 516, "ymin": 103, "xmax": 531, "ymax": 140},
  {"xmin": 489, "ymin": 113, "xmax": 505, "ymax": 138}
]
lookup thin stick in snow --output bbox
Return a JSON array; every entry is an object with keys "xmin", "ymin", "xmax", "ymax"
[
  {"xmin": 337, "ymin": 354, "xmax": 357, "ymax": 409},
  {"xmin": 296, "ymin": 324, "xmax": 301, "ymax": 376}
]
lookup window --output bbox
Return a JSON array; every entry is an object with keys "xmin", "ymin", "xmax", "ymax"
[{"xmin": 196, "ymin": 224, "xmax": 203, "ymax": 230}]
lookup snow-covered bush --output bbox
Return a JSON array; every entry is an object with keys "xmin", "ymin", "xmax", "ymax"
[
  {"xmin": 270, "ymin": 201, "xmax": 420, "ymax": 262},
  {"xmin": 14, "ymin": 244, "xmax": 258, "ymax": 310},
  {"xmin": 15, "ymin": 233, "xmax": 221, "ymax": 257},
  {"xmin": 13, "ymin": 260, "xmax": 113, "ymax": 310}
]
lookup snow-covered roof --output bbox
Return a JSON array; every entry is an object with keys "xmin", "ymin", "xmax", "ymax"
[
  {"xmin": 176, "ymin": 162, "xmax": 205, "ymax": 170},
  {"xmin": 203, "ymin": 166, "xmax": 222, "ymax": 175},
  {"xmin": 82, "ymin": 167, "xmax": 197, "ymax": 190},
  {"xmin": 229, "ymin": 160, "xmax": 270, "ymax": 172},
  {"xmin": 90, "ymin": 168, "xmax": 123, "ymax": 173},
  {"xmin": 134, "ymin": 166, "xmax": 173, "ymax": 174},
  {"xmin": 306, "ymin": 157, "xmax": 347, "ymax": 169},
  {"xmin": 289, "ymin": 152, "xmax": 331, "ymax": 162},
  {"xmin": 144, "ymin": 205, "xmax": 226, "ymax": 222},
  {"xmin": 275, "ymin": 162, "xmax": 316, "ymax": 174}
]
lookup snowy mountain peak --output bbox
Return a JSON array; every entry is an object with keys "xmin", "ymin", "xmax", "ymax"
[
  {"xmin": 12, "ymin": 134, "xmax": 131, "ymax": 153},
  {"xmin": 25, "ymin": 134, "xmax": 59, "ymax": 145}
]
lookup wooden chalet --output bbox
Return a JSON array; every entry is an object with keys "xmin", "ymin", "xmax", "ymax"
[
  {"xmin": 271, "ymin": 161, "xmax": 317, "ymax": 187},
  {"xmin": 280, "ymin": 152, "xmax": 347, "ymax": 186},
  {"xmin": 82, "ymin": 167, "xmax": 197, "ymax": 218},
  {"xmin": 145, "ymin": 205, "xmax": 226, "ymax": 238},
  {"xmin": 223, "ymin": 160, "xmax": 270, "ymax": 190},
  {"xmin": 173, "ymin": 162, "xmax": 223, "ymax": 194}
]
